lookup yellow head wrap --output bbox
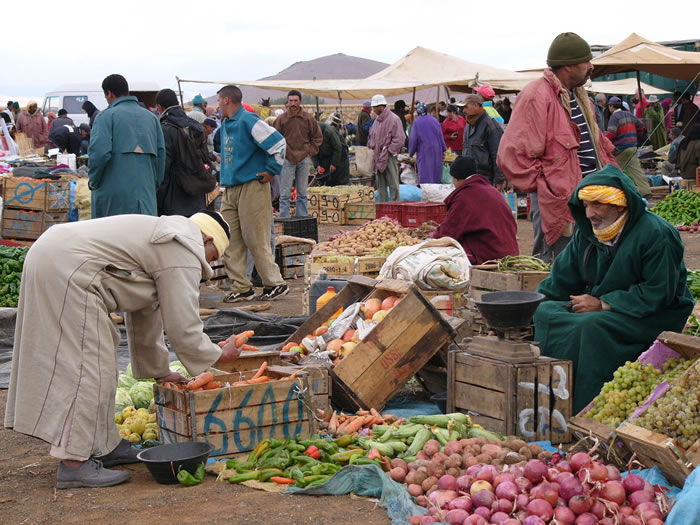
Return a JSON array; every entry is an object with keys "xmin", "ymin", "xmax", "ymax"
[
  {"xmin": 577, "ymin": 185, "xmax": 627, "ymax": 207},
  {"xmin": 189, "ymin": 212, "xmax": 230, "ymax": 259}
]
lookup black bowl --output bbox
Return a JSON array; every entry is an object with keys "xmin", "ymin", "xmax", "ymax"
[
  {"xmin": 137, "ymin": 441, "xmax": 213, "ymax": 484},
  {"xmin": 430, "ymin": 392, "xmax": 448, "ymax": 414},
  {"xmin": 472, "ymin": 290, "xmax": 546, "ymax": 331}
]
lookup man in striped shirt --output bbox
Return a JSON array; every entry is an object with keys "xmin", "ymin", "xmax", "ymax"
[{"xmin": 605, "ymin": 97, "xmax": 651, "ymax": 198}]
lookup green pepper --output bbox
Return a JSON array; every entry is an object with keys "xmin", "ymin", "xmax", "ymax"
[
  {"xmin": 248, "ymin": 439, "xmax": 271, "ymax": 462},
  {"xmin": 286, "ymin": 443, "xmax": 306, "ymax": 452},
  {"xmin": 333, "ymin": 434, "xmax": 356, "ymax": 448},
  {"xmin": 177, "ymin": 462, "xmax": 205, "ymax": 486},
  {"xmin": 259, "ymin": 450, "xmax": 291, "ymax": 470},
  {"xmin": 258, "ymin": 468, "xmax": 283, "ymax": 482},
  {"xmin": 229, "ymin": 470, "xmax": 260, "ymax": 483},
  {"xmin": 268, "ymin": 438, "xmax": 283, "ymax": 449},
  {"xmin": 293, "ymin": 455, "xmax": 319, "ymax": 465},
  {"xmin": 305, "ymin": 476, "xmax": 330, "ymax": 488},
  {"xmin": 349, "ymin": 456, "xmax": 381, "ymax": 466},
  {"xmin": 290, "ymin": 466, "xmax": 305, "ymax": 487},
  {"xmin": 233, "ymin": 460, "xmax": 254, "ymax": 473}
]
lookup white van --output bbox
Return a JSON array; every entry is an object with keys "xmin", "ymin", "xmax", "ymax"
[{"xmin": 42, "ymin": 81, "xmax": 161, "ymax": 126}]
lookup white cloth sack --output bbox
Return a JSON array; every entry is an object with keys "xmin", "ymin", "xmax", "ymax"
[
  {"xmin": 420, "ymin": 183, "xmax": 455, "ymax": 202},
  {"xmin": 379, "ymin": 237, "xmax": 470, "ymax": 291},
  {"xmin": 354, "ymin": 146, "xmax": 374, "ymax": 176},
  {"xmin": 400, "ymin": 164, "xmax": 418, "ymax": 185}
]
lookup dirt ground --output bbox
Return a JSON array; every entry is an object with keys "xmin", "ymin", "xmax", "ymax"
[{"xmin": 2, "ymin": 218, "xmax": 700, "ymax": 523}]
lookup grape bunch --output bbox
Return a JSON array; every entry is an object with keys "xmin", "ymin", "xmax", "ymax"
[
  {"xmin": 635, "ymin": 360, "xmax": 700, "ymax": 449},
  {"xmin": 586, "ymin": 358, "xmax": 691, "ymax": 427}
]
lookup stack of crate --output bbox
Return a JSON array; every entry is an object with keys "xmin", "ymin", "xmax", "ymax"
[
  {"xmin": 2, "ymin": 178, "xmax": 72, "ymax": 241},
  {"xmin": 309, "ymin": 186, "xmax": 375, "ymax": 225},
  {"xmin": 275, "ymin": 242, "xmax": 313, "ymax": 279}
]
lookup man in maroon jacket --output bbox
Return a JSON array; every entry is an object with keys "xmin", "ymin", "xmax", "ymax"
[{"xmin": 432, "ymin": 156, "xmax": 519, "ymax": 264}]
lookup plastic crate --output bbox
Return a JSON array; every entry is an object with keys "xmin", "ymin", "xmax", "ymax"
[
  {"xmin": 273, "ymin": 217, "xmax": 318, "ymax": 242},
  {"xmin": 401, "ymin": 202, "xmax": 447, "ymax": 227},
  {"xmin": 375, "ymin": 202, "xmax": 406, "ymax": 223}
]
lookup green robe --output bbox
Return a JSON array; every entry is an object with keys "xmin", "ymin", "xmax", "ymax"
[
  {"xmin": 534, "ymin": 165, "xmax": 694, "ymax": 413},
  {"xmin": 88, "ymin": 96, "xmax": 165, "ymax": 218},
  {"xmin": 644, "ymin": 105, "xmax": 667, "ymax": 151}
]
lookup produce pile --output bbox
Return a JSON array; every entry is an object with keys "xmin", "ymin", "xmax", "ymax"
[
  {"xmin": 317, "ymin": 218, "xmax": 421, "ymax": 256},
  {"xmin": 217, "ymin": 329, "xmax": 258, "ymax": 351},
  {"xmin": 114, "ymin": 405, "xmax": 160, "ymax": 445},
  {"xmin": 115, "ymin": 361, "xmax": 190, "ymax": 411},
  {"xmin": 316, "ymin": 408, "xmax": 401, "ymax": 435},
  {"xmin": 684, "ymin": 271, "xmax": 700, "ymax": 335},
  {"xmin": 481, "ymin": 255, "xmax": 551, "ymax": 274},
  {"xmin": 0, "ymin": 246, "xmax": 28, "ymax": 307},
  {"xmin": 651, "ymin": 189, "xmax": 700, "ymax": 228},
  {"xmin": 585, "ymin": 358, "xmax": 692, "ymax": 427},
  {"xmin": 162, "ymin": 361, "xmax": 301, "ymax": 391}
]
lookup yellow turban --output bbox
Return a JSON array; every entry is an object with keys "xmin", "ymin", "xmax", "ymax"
[
  {"xmin": 577, "ymin": 185, "xmax": 627, "ymax": 207},
  {"xmin": 189, "ymin": 212, "xmax": 230, "ymax": 259}
]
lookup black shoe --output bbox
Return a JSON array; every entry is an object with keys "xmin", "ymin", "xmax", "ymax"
[
  {"xmin": 99, "ymin": 439, "xmax": 140, "ymax": 467},
  {"xmin": 224, "ymin": 289, "xmax": 255, "ymax": 303},
  {"xmin": 56, "ymin": 458, "xmax": 130, "ymax": 489},
  {"xmin": 256, "ymin": 284, "xmax": 289, "ymax": 301}
]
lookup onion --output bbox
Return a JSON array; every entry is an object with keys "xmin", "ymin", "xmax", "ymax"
[
  {"xmin": 473, "ymin": 506, "xmax": 492, "ymax": 520},
  {"xmin": 524, "ymin": 460, "xmax": 548, "ymax": 483},
  {"xmin": 444, "ymin": 509, "xmax": 468, "ymax": 524},
  {"xmin": 509, "ymin": 465, "xmax": 524, "ymax": 478},
  {"xmin": 522, "ymin": 516, "xmax": 546, "ymax": 525},
  {"xmin": 494, "ymin": 498, "xmax": 514, "ymax": 513},
  {"xmin": 493, "ymin": 472, "xmax": 515, "ymax": 488},
  {"xmin": 427, "ymin": 489, "xmax": 458, "ymax": 509},
  {"xmin": 628, "ymin": 489, "xmax": 654, "ymax": 508},
  {"xmin": 547, "ymin": 467, "xmax": 560, "ymax": 482},
  {"xmin": 466, "ymin": 465, "xmax": 482, "ymax": 477},
  {"xmin": 447, "ymin": 496, "xmax": 472, "ymax": 512},
  {"xmin": 621, "ymin": 516, "xmax": 642, "ymax": 525},
  {"xmin": 574, "ymin": 512, "xmax": 598, "ymax": 525},
  {"xmin": 559, "ymin": 476, "xmax": 584, "ymax": 501},
  {"xmin": 622, "ymin": 474, "xmax": 644, "ymax": 494},
  {"xmin": 470, "ymin": 480, "xmax": 493, "ymax": 496},
  {"xmin": 568, "ymin": 495, "xmax": 592, "ymax": 515},
  {"xmin": 634, "ymin": 501, "xmax": 662, "ymax": 521},
  {"xmin": 514, "ymin": 476, "xmax": 532, "ymax": 493},
  {"xmin": 556, "ymin": 471, "xmax": 575, "ymax": 484},
  {"xmin": 601, "ymin": 480, "xmax": 626, "ymax": 505},
  {"xmin": 570, "ymin": 452, "xmax": 592, "ymax": 472},
  {"xmin": 526, "ymin": 499, "xmax": 554, "ymax": 521},
  {"xmin": 619, "ymin": 505, "xmax": 634, "ymax": 516},
  {"xmin": 531, "ymin": 481, "xmax": 559, "ymax": 506},
  {"xmin": 516, "ymin": 493, "xmax": 529, "ymax": 510},
  {"xmin": 438, "ymin": 474, "xmax": 457, "ymax": 491},
  {"xmin": 590, "ymin": 500, "xmax": 605, "ymax": 519},
  {"xmin": 471, "ymin": 489, "xmax": 495, "ymax": 509},
  {"xmin": 606, "ymin": 465, "xmax": 621, "ymax": 480},
  {"xmin": 463, "ymin": 515, "xmax": 488, "ymax": 525},
  {"xmin": 456, "ymin": 475, "xmax": 473, "ymax": 492},
  {"xmin": 491, "ymin": 511, "xmax": 511, "ymax": 524},
  {"xmin": 553, "ymin": 506, "xmax": 576, "ymax": 525},
  {"xmin": 556, "ymin": 460, "xmax": 573, "ymax": 473},
  {"xmin": 476, "ymin": 465, "xmax": 497, "ymax": 483},
  {"xmin": 645, "ymin": 519, "xmax": 665, "ymax": 525},
  {"xmin": 503, "ymin": 520, "xmax": 521, "ymax": 525},
  {"xmin": 599, "ymin": 518, "xmax": 616, "ymax": 525},
  {"xmin": 643, "ymin": 481, "xmax": 655, "ymax": 494},
  {"xmin": 495, "ymin": 481, "xmax": 517, "ymax": 501},
  {"xmin": 409, "ymin": 515, "xmax": 421, "ymax": 525},
  {"xmin": 588, "ymin": 461, "xmax": 608, "ymax": 481},
  {"xmin": 419, "ymin": 516, "xmax": 436, "ymax": 525}
]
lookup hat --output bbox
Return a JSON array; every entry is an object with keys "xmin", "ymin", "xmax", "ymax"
[
  {"xmin": 362, "ymin": 100, "xmax": 371, "ymax": 108},
  {"xmin": 189, "ymin": 210, "xmax": 230, "ymax": 259},
  {"xmin": 462, "ymin": 94, "xmax": 483, "ymax": 106},
  {"xmin": 58, "ymin": 109, "xmax": 68, "ymax": 116},
  {"xmin": 578, "ymin": 185, "xmax": 627, "ymax": 207},
  {"xmin": 547, "ymin": 32, "xmax": 592, "ymax": 67},
  {"xmin": 648, "ymin": 95, "xmax": 659, "ymax": 103},
  {"xmin": 450, "ymin": 156, "xmax": 478, "ymax": 180},
  {"xmin": 79, "ymin": 123, "xmax": 90, "ymax": 133},
  {"xmin": 608, "ymin": 96, "xmax": 622, "ymax": 106},
  {"xmin": 203, "ymin": 118, "xmax": 217, "ymax": 128},
  {"xmin": 12, "ymin": 101, "xmax": 19, "ymax": 109},
  {"xmin": 474, "ymin": 85, "xmax": 496, "ymax": 100},
  {"xmin": 371, "ymin": 94, "xmax": 388, "ymax": 107},
  {"xmin": 192, "ymin": 94, "xmax": 206, "ymax": 105}
]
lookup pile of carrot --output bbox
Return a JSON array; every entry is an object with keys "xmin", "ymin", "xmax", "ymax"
[
  {"xmin": 317, "ymin": 408, "xmax": 402, "ymax": 436},
  {"xmin": 162, "ymin": 371, "xmax": 221, "ymax": 392},
  {"xmin": 217, "ymin": 330, "xmax": 258, "ymax": 351},
  {"xmin": 231, "ymin": 361, "xmax": 303, "ymax": 387}
]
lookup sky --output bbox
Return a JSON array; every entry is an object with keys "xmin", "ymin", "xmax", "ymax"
[{"xmin": 2, "ymin": 0, "xmax": 698, "ymax": 102}]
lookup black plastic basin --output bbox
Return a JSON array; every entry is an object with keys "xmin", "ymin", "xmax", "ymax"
[
  {"xmin": 136, "ymin": 441, "xmax": 213, "ymax": 484},
  {"xmin": 472, "ymin": 290, "xmax": 546, "ymax": 330}
]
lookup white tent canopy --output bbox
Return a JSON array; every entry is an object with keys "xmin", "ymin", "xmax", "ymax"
[{"xmin": 589, "ymin": 78, "xmax": 670, "ymax": 96}]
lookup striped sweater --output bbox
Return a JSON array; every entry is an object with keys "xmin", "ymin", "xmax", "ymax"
[{"xmin": 606, "ymin": 109, "xmax": 643, "ymax": 151}]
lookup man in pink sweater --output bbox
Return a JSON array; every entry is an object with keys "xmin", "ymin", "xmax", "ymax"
[{"xmin": 367, "ymin": 94, "xmax": 405, "ymax": 202}]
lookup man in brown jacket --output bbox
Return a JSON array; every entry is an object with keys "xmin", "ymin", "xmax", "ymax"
[
  {"xmin": 15, "ymin": 100, "xmax": 48, "ymax": 150},
  {"xmin": 273, "ymin": 90, "xmax": 322, "ymax": 217}
]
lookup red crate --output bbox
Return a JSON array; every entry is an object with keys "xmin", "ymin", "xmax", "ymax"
[
  {"xmin": 401, "ymin": 202, "xmax": 447, "ymax": 227},
  {"xmin": 375, "ymin": 202, "xmax": 406, "ymax": 223}
]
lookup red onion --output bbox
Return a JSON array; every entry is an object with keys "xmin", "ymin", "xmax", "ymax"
[
  {"xmin": 634, "ymin": 501, "xmax": 662, "ymax": 521},
  {"xmin": 456, "ymin": 475, "xmax": 473, "ymax": 492},
  {"xmin": 509, "ymin": 465, "xmax": 524, "ymax": 478},
  {"xmin": 606, "ymin": 465, "xmax": 621, "ymax": 480},
  {"xmin": 465, "ymin": 465, "xmax": 482, "ymax": 477},
  {"xmin": 556, "ymin": 471, "xmax": 575, "ymax": 484},
  {"xmin": 473, "ymin": 506, "xmax": 491, "ymax": 520},
  {"xmin": 547, "ymin": 467, "xmax": 560, "ymax": 482},
  {"xmin": 502, "ymin": 520, "xmax": 521, "ymax": 525},
  {"xmin": 601, "ymin": 480, "xmax": 626, "ymax": 505},
  {"xmin": 628, "ymin": 489, "xmax": 654, "ymax": 508},
  {"xmin": 493, "ymin": 472, "xmax": 515, "ymax": 488},
  {"xmin": 622, "ymin": 474, "xmax": 644, "ymax": 494},
  {"xmin": 569, "ymin": 452, "xmax": 592, "ymax": 472},
  {"xmin": 645, "ymin": 519, "xmax": 665, "ymax": 525},
  {"xmin": 522, "ymin": 516, "xmax": 546, "ymax": 525},
  {"xmin": 553, "ymin": 506, "xmax": 576, "ymax": 525},
  {"xmin": 599, "ymin": 519, "xmax": 615, "ymax": 525},
  {"xmin": 643, "ymin": 481, "xmax": 655, "ymax": 494},
  {"xmin": 447, "ymin": 496, "xmax": 472, "ymax": 512},
  {"xmin": 495, "ymin": 481, "xmax": 517, "ymax": 501},
  {"xmin": 427, "ymin": 489, "xmax": 458, "ymax": 509},
  {"xmin": 419, "ymin": 516, "xmax": 435, "ymax": 525},
  {"xmin": 531, "ymin": 481, "xmax": 559, "ymax": 506},
  {"xmin": 556, "ymin": 497, "xmax": 566, "ymax": 507},
  {"xmin": 559, "ymin": 476, "xmax": 584, "ymax": 501},
  {"xmin": 574, "ymin": 512, "xmax": 597, "ymax": 525},
  {"xmin": 524, "ymin": 460, "xmax": 548, "ymax": 484},
  {"xmin": 556, "ymin": 460, "xmax": 573, "ymax": 473},
  {"xmin": 590, "ymin": 500, "xmax": 605, "ymax": 519},
  {"xmin": 621, "ymin": 516, "xmax": 642, "ymax": 525},
  {"xmin": 526, "ymin": 498, "xmax": 554, "ymax": 521},
  {"xmin": 444, "ymin": 509, "xmax": 468, "ymax": 524},
  {"xmin": 493, "ymin": 498, "xmax": 514, "ymax": 513},
  {"xmin": 516, "ymin": 493, "xmax": 529, "ymax": 510},
  {"xmin": 476, "ymin": 465, "xmax": 496, "ymax": 483},
  {"xmin": 588, "ymin": 461, "xmax": 608, "ymax": 481},
  {"xmin": 438, "ymin": 474, "xmax": 457, "ymax": 491},
  {"xmin": 408, "ymin": 516, "xmax": 421, "ymax": 525},
  {"xmin": 463, "ymin": 515, "xmax": 487, "ymax": 525},
  {"xmin": 491, "ymin": 511, "xmax": 511, "ymax": 524},
  {"xmin": 471, "ymin": 489, "xmax": 495, "ymax": 509},
  {"xmin": 619, "ymin": 505, "xmax": 634, "ymax": 516},
  {"xmin": 568, "ymin": 495, "xmax": 593, "ymax": 515},
  {"xmin": 515, "ymin": 476, "xmax": 532, "ymax": 493}
]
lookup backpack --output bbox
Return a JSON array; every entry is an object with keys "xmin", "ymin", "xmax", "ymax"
[{"xmin": 164, "ymin": 120, "xmax": 216, "ymax": 196}]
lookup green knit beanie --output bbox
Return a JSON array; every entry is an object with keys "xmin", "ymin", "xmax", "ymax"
[{"xmin": 547, "ymin": 32, "xmax": 592, "ymax": 67}]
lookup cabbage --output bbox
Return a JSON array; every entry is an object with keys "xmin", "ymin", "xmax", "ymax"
[
  {"xmin": 115, "ymin": 388, "xmax": 133, "ymax": 412},
  {"xmin": 124, "ymin": 363, "xmax": 133, "ymax": 377},
  {"xmin": 118, "ymin": 373, "xmax": 137, "ymax": 389},
  {"xmin": 129, "ymin": 382, "xmax": 155, "ymax": 409},
  {"xmin": 169, "ymin": 360, "xmax": 191, "ymax": 378}
]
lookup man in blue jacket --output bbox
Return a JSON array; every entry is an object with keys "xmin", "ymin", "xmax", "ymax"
[
  {"xmin": 88, "ymin": 74, "xmax": 165, "ymax": 218},
  {"xmin": 217, "ymin": 85, "xmax": 288, "ymax": 302}
]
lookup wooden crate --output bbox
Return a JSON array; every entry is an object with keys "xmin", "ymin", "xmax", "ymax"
[
  {"xmin": 309, "ymin": 254, "xmax": 386, "ymax": 280},
  {"xmin": 470, "ymin": 265, "xmax": 550, "ymax": 300},
  {"xmin": 344, "ymin": 203, "xmax": 376, "ymax": 225},
  {"xmin": 212, "ymin": 350, "xmax": 282, "ymax": 374},
  {"xmin": 418, "ymin": 289, "xmax": 468, "ymax": 315},
  {"xmin": 3, "ymin": 178, "xmax": 72, "ymax": 211},
  {"xmin": 448, "ymin": 351, "xmax": 573, "ymax": 444},
  {"xmin": 316, "ymin": 206, "xmax": 345, "ymax": 225},
  {"xmin": 276, "ymin": 242, "xmax": 312, "ymax": 279},
  {"xmin": 154, "ymin": 366, "xmax": 314, "ymax": 457},
  {"xmin": 1, "ymin": 208, "xmax": 69, "ymax": 240}
]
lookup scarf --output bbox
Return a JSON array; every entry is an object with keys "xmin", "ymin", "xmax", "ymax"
[
  {"xmin": 577, "ymin": 185, "xmax": 627, "ymax": 207},
  {"xmin": 593, "ymin": 209, "xmax": 628, "ymax": 242},
  {"xmin": 466, "ymin": 106, "xmax": 485, "ymax": 126}
]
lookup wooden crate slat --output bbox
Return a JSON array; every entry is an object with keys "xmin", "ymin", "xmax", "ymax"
[
  {"xmin": 535, "ymin": 364, "xmax": 551, "ymax": 442},
  {"xmin": 516, "ymin": 366, "xmax": 537, "ymax": 439},
  {"xmin": 454, "ymin": 353, "xmax": 510, "ymax": 392},
  {"xmin": 455, "ymin": 382, "xmax": 506, "ymax": 420}
]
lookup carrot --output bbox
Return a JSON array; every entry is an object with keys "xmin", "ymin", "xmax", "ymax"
[
  {"xmin": 202, "ymin": 380, "xmax": 222, "ymax": 390},
  {"xmin": 343, "ymin": 416, "xmax": 366, "ymax": 434},
  {"xmin": 252, "ymin": 361, "xmax": 268, "ymax": 379},
  {"xmin": 218, "ymin": 338, "xmax": 230, "ymax": 348},
  {"xmin": 282, "ymin": 369, "xmax": 303, "ymax": 381},
  {"xmin": 336, "ymin": 418, "xmax": 351, "ymax": 433},
  {"xmin": 270, "ymin": 476, "xmax": 295, "ymax": 484},
  {"xmin": 240, "ymin": 344, "xmax": 259, "ymax": 352},
  {"xmin": 370, "ymin": 408, "xmax": 382, "ymax": 419},
  {"xmin": 235, "ymin": 330, "xmax": 255, "ymax": 347},
  {"xmin": 245, "ymin": 376, "xmax": 270, "ymax": 384},
  {"xmin": 328, "ymin": 411, "xmax": 339, "ymax": 434},
  {"xmin": 282, "ymin": 342, "xmax": 297, "ymax": 352},
  {"xmin": 232, "ymin": 380, "xmax": 249, "ymax": 387},
  {"xmin": 356, "ymin": 409, "xmax": 370, "ymax": 416},
  {"xmin": 187, "ymin": 371, "xmax": 214, "ymax": 390}
]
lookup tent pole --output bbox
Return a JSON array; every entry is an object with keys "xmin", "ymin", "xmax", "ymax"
[
  {"xmin": 176, "ymin": 77, "xmax": 185, "ymax": 109},
  {"xmin": 436, "ymin": 86, "xmax": 440, "ymax": 116},
  {"xmin": 411, "ymin": 87, "xmax": 416, "ymax": 113}
]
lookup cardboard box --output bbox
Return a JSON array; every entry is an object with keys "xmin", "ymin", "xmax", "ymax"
[{"xmin": 1, "ymin": 208, "xmax": 69, "ymax": 240}]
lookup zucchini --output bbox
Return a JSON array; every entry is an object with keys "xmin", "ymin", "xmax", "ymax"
[{"xmin": 403, "ymin": 428, "xmax": 432, "ymax": 457}]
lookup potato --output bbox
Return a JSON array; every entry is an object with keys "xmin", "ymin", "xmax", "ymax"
[
  {"xmin": 447, "ymin": 467, "xmax": 461, "ymax": 478},
  {"xmin": 389, "ymin": 467, "xmax": 406, "ymax": 483},
  {"xmin": 504, "ymin": 452, "xmax": 524, "ymax": 465},
  {"xmin": 445, "ymin": 453, "xmax": 462, "ymax": 469},
  {"xmin": 473, "ymin": 438, "xmax": 487, "ymax": 446},
  {"xmin": 405, "ymin": 471, "xmax": 416, "ymax": 485},
  {"xmin": 475, "ymin": 453, "xmax": 492, "ymax": 464},
  {"xmin": 422, "ymin": 475, "xmax": 438, "ymax": 493},
  {"xmin": 413, "ymin": 470, "xmax": 429, "ymax": 486},
  {"xmin": 423, "ymin": 439, "xmax": 441, "ymax": 457},
  {"xmin": 391, "ymin": 458, "xmax": 408, "ymax": 472},
  {"xmin": 416, "ymin": 495, "xmax": 428, "ymax": 507},
  {"xmin": 519, "ymin": 446, "xmax": 533, "ymax": 460},
  {"xmin": 481, "ymin": 444, "xmax": 503, "ymax": 458},
  {"xmin": 408, "ymin": 484, "xmax": 424, "ymax": 497}
]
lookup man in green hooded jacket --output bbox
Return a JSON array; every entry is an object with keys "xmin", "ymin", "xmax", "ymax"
[{"xmin": 534, "ymin": 164, "xmax": 694, "ymax": 413}]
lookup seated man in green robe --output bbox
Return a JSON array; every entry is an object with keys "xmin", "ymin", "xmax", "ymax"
[{"xmin": 534, "ymin": 164, "xmax": 694, "ymax": 413}]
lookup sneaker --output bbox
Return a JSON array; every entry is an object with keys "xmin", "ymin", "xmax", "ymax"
[
  {"xmin": 56, "ymin": 458, "xmax": 130, "ymax": 489},
  {"xmin": 98, "ymin": 439, "xmax": 140, "ymax": 467},
  {"xmin": 224, "ymin": 289, "xmax": 255, "ymax": 303},
  {"xmin": 256, "ymin": 284, "xmax": 289, "ymax": 301}
]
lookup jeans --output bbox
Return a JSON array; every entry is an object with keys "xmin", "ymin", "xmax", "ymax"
[
  {"xmin": 279, "ymin": 158, "xmax": 310, "ymax": 218},
  {"xmin": 246, "ymin": 210, "xmax": 276, "ymax": 280},
  {"xmin": 376, "ymin": 155, "xmax": 400, "ymax": 202}
]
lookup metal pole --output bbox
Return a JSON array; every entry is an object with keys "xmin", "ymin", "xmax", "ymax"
[
  {"xmin": 410, "ymin": 87, "xmax": 416, "ymax": 114},
  {"xmin": 176, "ymin": 77, "xmax": 185, "ymax": 109}
]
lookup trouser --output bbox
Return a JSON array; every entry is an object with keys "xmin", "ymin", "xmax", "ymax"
[
  {"xmin": 530, "ymin": 192, "xmax": 571, "ymax": 264},
  {"xmin": 50, "ymin": 405, "xmax": 89, "ymax": 461},
  {"xmin": 614, "ymin": 147, "xmax": 651, "ymax": 197},
  {"xmin": 246, "ymin": 210, "xmax": 276, "ymax": 279},
  {"xmin": 279, "ymin": 158, "xmax": 310, "ymax": 218},
  {"xmin": 376, "ymin": 155, "xmax": 400, "ymax": 202},
  {"xmin": 661, "ymin": 160, "xmax": 677, "ymax": 177},
  {"xmin": 221, "ymin": 181, "xmax": 284, "ymax": 293}
]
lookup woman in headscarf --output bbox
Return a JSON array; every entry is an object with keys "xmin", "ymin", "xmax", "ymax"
[
  {"xmin": 15, "ymin": 100, "xmax": 48, "ymax": 149},
  {"xmin": 441, "ymin": 104, "xmax": 466, "ymax": 152},
  {"xmin": 81, "ymin": 100, "xmax": 100, "ymax": 128},
  {"xmin": 408, "ymin": 103, "xmax": 446, "ymax": 184}
]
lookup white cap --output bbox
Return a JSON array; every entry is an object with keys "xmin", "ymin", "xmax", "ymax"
[
  {"xmin": 648, "ymin": 95, "xmax": 659, "ymax": 103},
  {"xmin": 371, "ymin": 94, "xmax": 388, "ymax": 107}
]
